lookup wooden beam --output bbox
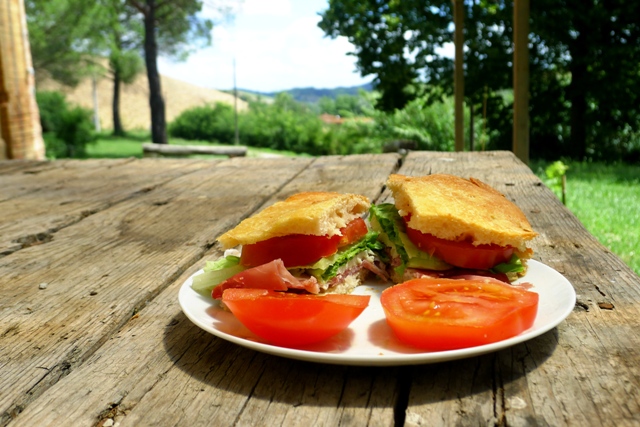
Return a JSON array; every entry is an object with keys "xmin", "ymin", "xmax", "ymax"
[
  {"xmin": 453, "ymin": 0, "xmax": 465, "ymax": 152},
  {"xmin": 0, "ymin": 0, "xmax": 45, "ymax": 160},
  {"xmin": 513, "ymin": 0, "xmax": 530, "ymax": 163},
  {"xmin": 142, "ymin": 143, "xmax": 247, "ymax": 158}
]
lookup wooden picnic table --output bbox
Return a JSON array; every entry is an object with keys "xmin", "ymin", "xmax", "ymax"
[{"xmin": 1, "ymin": 151, "xmax": 638, "ymax": 426}]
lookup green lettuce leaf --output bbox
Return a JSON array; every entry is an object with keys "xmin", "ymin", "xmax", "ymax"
[
  {"xmin": 311, "ymin": 231, "xmax": 383, "ymax": 281},
  {"xmin": 491, "ymin": 254, "xmax": 524, "ymax": 274},
  {"xmin": 191, "ymin": 255, "xmax": 245, "ymax": 297},
  {"xmin": 369, "ymin": 203, "xmax": 451, "ymax": 275},
  {"xmin": 369, "ymin": 203, "xmax": 410, "ymax": 265}
]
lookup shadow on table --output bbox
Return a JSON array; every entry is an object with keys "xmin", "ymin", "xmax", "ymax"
[{"xmin": 163, "ymin": 310, "xmax": 559, "ymax": 413}]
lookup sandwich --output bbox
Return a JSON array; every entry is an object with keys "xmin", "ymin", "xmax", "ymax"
[
  {"xmin": 192, "ymin": 191, "xmax": 388, "ymax": 299},
  {"xmin": 369, "ymin": 174, "xmax": 538, "ymax": 283}
]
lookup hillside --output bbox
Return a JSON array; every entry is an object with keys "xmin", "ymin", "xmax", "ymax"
[
  {"xmin": 37, "ymin": 72, "xmax": 248, "ymax": 131},
  {"xmin": 235, "ymin": 82, "xmax": 373, "ymax": 104}
]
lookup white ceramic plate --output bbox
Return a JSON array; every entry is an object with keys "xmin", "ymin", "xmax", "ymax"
[{"xmin": 178, "ymin": 260, "xmax": 576, "ymax": 366}]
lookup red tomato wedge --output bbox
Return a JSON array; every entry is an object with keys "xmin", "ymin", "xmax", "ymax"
[
  {"xmin": 222, "ymin": 289, "xmax": 371, "ymax": 347},
  {"xmin": 405, "ymin": 225, "xmax": 514, "ymax": 270},
  {"xmin": 337, "ymin": 217, "xmax": 369, "ymax": 246},
  {"xmin": 380, "ymin": 277, "xmax": 539, "ymax": 351},
  {"xmin": 240, "ymin": 218, "xmax": 368, "ymax": 268}
]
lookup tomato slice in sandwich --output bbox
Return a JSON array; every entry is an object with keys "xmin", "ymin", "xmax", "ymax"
[
  {"xmin": 380, "ymin": 277, "xmax": 538, "ymax": 350},
  {"xmin": 405, "ymin": 226, "xmax": 514, "ymax": 270},
  {"xmin": 222, "ymin": 288, "xmax": 370, "ymax": 347},
  {"xmin": 240, "ymin": 217, "xmax": 368, "ymax": 268}
]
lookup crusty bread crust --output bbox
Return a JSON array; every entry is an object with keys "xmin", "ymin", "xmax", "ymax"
[
  {"xmin": 218, "ymin": 192, "xmax": 370, "ymax": 248},
  {"xmin": 387, "ymin": 174, "xmax": 537, "ymax": 252}
]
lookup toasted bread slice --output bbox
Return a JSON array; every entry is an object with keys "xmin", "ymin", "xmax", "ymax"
[
  {"xmin": 386, "ymin": 174, "xmax": 537, "ymax": 252},
  {"xmin": 218, "ymin": 192, "xmax": 370, "ymax": 248}
]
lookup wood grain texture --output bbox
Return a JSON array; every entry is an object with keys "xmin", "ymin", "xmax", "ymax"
[
  {"xmin": 4, "ymin": 154, "xmax": 402, "ymax": 426},
  {"xmin": 2, "ymin": 152, "xmax": 639, "ymax": 427},
  {"xmin": 0, "ymin": 156, "xmax": 315, "ymax": 424},
  {"xmin": 393, "ymin": 151, "xmax": 640, "ymax": 426},
  {"xmin": 0, "ymin": 158, "xmax": 212, "ymax": 256}
]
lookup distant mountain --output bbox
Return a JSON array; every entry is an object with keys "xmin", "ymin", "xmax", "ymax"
[{"xmin": 231, "ymin": 82, "xmax": 374, "ymax": 104}]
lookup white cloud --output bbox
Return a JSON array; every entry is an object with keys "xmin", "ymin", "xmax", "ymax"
[
  {"xmin": 158, "ymin": 0, "xmax": 369, "ymax": 92},
  {"xmin": 241, "ymin": 0, "xmax": 292, "ymax": 17}
]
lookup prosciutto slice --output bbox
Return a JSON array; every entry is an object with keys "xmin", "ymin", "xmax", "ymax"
[{"xmin": 212, "ymin": 259, "xmax": 320, "ymax": 299}]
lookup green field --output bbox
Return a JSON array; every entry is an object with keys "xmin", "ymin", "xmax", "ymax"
[
  {"xmin": 86, "ymin": 134, "xmax": 639, "ymax": 276},
  {"xmin": 533, "ymin": 161, "xmax": 639, "ymax": 275}
]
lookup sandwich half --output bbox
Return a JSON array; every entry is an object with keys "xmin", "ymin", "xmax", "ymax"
[
  {"xmin": 369, "ymin": 174, "xmax": 538, "ymax": 282},
  {"xmin": 193, "ymin": 191, "xmax": 387, "ymax": 299}
]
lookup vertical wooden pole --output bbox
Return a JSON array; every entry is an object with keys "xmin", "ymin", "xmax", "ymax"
[
  {"xmin": 513, "ymin": 0, "xmax": 530, "ymax": 163},
  {"xmin": 453, "ymin": 0, "xmax": 464, "ymax": 152},
  {"xmin": 0, "ymin": 0, "xmax": 44, "ymax": 160},
  {"xmin": 233, "ymin": 58, "xmax": 239, "ymax": 145}
]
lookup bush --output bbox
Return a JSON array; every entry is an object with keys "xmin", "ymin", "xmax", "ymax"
[
  {"xmin": 37, "ymin": 91, "xmax": 67, "ymax": 133},
  {"xmin": 168, "ymin": 92, "xmax": 458, "ymax": 156},
  {"xmin": 169, "ymin": 103, "xmax": 236, "ymax": 143},
  {"xmin": 57, "ymin": 106, "xmax": 96, "ymax": 157},
  {"xmin": 36, "ymin": 91, "xmax": 96, "ymax": 158},
  {"xmin": 372, "ymin": 98, "xmax": 456, "ymax": 151},
  {"xmin": 240, "ymin": 94, "xmax": 326, "ymax": 154}
]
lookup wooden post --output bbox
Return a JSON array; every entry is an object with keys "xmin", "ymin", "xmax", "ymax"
[
  {"xmin": 233, "ymin": 58, "xmax": 239, "ymax": 145},
  {"xmin": 453, "ymin": 0, "xmax": 464, "ymax": 152},
  {"xmin": 513, "ymin": 0, "xmax": 530, "ymax": 164},
  {"xmin": 0, "ymin": 0, "xmax": 45, "ymax": 160}
]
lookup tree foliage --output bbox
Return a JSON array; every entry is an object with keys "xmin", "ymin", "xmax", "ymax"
[
  {"xmin": 319, "ymin": 0, "xmax": 452, "ymax": 111},
  {"xmin": 26, "ymin": 0, "xmax": 108, "ymax": 85},
  {"xmin": 319, "ymin": 0, "xmax": 640, "ymax": 161},
  {"xmin": 317, "ymin": 92, "xmax": 374, "ymax": 117}
]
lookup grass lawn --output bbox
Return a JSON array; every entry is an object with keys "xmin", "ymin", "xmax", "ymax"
[
  {"xmin": 85, "ymin": 131, "xmax": 303, "ymax": 159},
  {"xmin": 532, "ymin": 161, "xmax": 640, "ymax": 275}
]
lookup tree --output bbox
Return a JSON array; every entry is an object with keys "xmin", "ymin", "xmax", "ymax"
[
  {"xmin": 28, "ymin": 0, "xmax": 144, "ymax": 136},
  {"xmin": 126, "ymin": 0, "xmax": 213, "ymax": 144},
  {"xmin": 530, "ymin": 0, "xmax": 640, "ymax": 160},
  {"xmin": 27, "ymin": 0, "xmax": 215, "ymax": 143},
  {"xmin": 319, "ymin": 0, "xmax": 640, "ymax": 160},
  {"xmin": 102, "ymin": 0, "xmax": 145, "ymax": 136}
]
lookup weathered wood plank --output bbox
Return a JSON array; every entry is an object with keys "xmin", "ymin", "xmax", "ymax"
[
  {"xmin": 0, "ymin": 158, "xmax": 212, "ymax": 256},
  {"xmin": 8, "ymin": 154, "xmax": 402, "ymax": 427},
  {"xmin": 0, "ymin": 156, "xmax": 315, "ymax": 425},
  {"xmin": 392, "ymin": 151, "xmax": 640, "ymax": 426},
  {"xmin": 4, "ymin": 152, "xmax": 639, "ymax": 427},
  {"xmin": 0, "ymin": 160, "xmax": 53, "ymax": 175}
]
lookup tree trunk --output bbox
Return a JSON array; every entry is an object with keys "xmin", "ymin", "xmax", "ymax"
[
  {"xmin": 112, "ymin": 68, "xmax": 124, "ymax": 136},
  {"xmin": 469, "ymin": 102, "xmax": 474, "ymax": 151},
  {"xmin": 143, "ymin": 0, "xmax": 167, "ymax": 144},
  {"xmin": 568, "ymin": 31, "xmax": 588, "ymax": 159}
]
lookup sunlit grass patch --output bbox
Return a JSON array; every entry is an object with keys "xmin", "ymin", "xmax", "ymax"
[{"xmin": 534, "ymin": 160, "xmax": 640, "ymax": 275}]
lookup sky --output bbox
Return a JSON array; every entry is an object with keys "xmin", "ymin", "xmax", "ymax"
[{"xmin": 157, "ymin": 0, "xmax": 372, "ymax": 93}]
